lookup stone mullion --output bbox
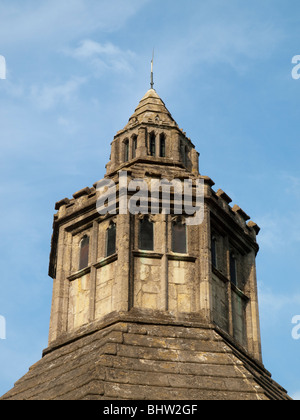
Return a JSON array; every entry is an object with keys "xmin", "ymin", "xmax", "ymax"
[{"xmin": 88, "ymin": 220, "xmax": 99, "ymax": 322}]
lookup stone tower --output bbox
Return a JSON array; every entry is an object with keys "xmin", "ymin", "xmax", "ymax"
[{"xmin": 1, "ymin": 87, "xmax": 290, "ymax": 400}]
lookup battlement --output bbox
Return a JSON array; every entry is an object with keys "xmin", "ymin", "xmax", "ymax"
[{"xmin": 53, "ymin": 174, "xmax": 260, "ymax": 245}]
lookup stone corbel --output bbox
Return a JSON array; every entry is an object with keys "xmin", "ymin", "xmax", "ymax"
[
  {"xmin": 171, "ymin": 215, "xmax": 186, "ymax": 225},
  {"xmin": 137, "ymin": 214, "xmax": 157, "ymax": 223}
]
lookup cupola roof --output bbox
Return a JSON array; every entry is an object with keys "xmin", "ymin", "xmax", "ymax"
[{"xmin": 121, "ymin": 88, "xmax": 179, "ymax": 132}]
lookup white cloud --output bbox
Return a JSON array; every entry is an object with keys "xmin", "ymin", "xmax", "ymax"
[
  {"xmin": 65, "ymin": 39, "xmax": 136, "ymax": 75},
  {"xmin": 256, "ymin": 214, "xmax": 283, "ymax": 251},
  {"xmin": 0, "ymin": 0, "xmax": 150, "ymax": 47},
  {"xmin": 258, "ymin": 284, "xmax": 300, "ymax": 333},
  {"xmin": 193, "ymin": 20, "xmax": 281, "ymax": 64},
  {"xmin": 255, "ymin": 209, "xmax": 300, "ymax": 252},
  {"xmin": 152, "ymin": 5, "xmax": 285, "ymax": 91},
  {"xmin": 57, "ymin": 116, "xmax": 79, "ymax": 134},
  {"xmin": 0, "ymin": 78, "xmax": 24, "ymax": 98},
  {"xmin": 70, "ymin": 40, "xmax": 120, "ymax": 59},
  {"xmin": 259, "ymin": 285, "xmax": 300, "ymax": 315},
  {"xmin": 30, "ymin": 76, "xmax": 87, "ymax": 110},
  {"xmin": 248, "ymin": 171, "xmax": 300, "ymax": 252}
]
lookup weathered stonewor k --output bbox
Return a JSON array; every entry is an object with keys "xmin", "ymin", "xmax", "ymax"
[{"xmin": 1, "ymin": 87, "xmax": 291, "ymax": 400}]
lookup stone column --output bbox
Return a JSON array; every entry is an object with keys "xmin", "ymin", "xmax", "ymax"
[
  {"xmin": 113, "ymin": 212, "xmax": 131, "ymax": 312},
  {"xmin": 191, "ymin": 149, "xmax": 200, "ymax": 175},
  {"xmin": 48, "ymin": 228, "xmax": 71, "ymax": 344},
  {"xmin": 136, "ymin": 127, "xmax": 148, "ymax": 158},
  {"xmin": 88, "ymin": 221, "xmax": 99, "ymax": 322},
  {"xmin": 107, "ymin": 139, "xmax": 118, "ymax": 173},
  {"xmin": 161, "ymin": 214, "xmax": 169, "ymax": 311},
  {"xmin": 172, "ymin": 133, "xmax": 181, "ymax": 162},
  {"xmin": 247, "ymin": 251, "xmax": 263, "ymax": 362},
  {"xmin": 198, "ymin": 203, "xmax": 213, "ymax": 322}
]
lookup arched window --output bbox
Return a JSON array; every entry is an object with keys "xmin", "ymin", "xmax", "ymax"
[
  {"xmin": 132, "ymin": 135, "xmax": 137, "ymax": 159},
  {"xmin": 139, "ymin": 217, "xmax": 154, "ymax": 251},
  {"xmin": 79, "ymin": 235, "xmax": 89, "ymax": 271},
  {"xmin": 211, "ymin": 236, "xmax": 217, "ymax": 268},
  {"xmin": 124, "ymin": 139, "xmax": 129, "ymax": 162},
  {"xmin": 172, "ymin": 219, "xmax": 187, "ymax": 254},
  {"xmin": 160, "ymin": 133, "xmax": 166, "ymax": 157},
  {"xmin": 149, "ymin": 132, "xmax": 156, "ymax": 157},
  {"xmin": 106, "ymin": 222, "xmax": 116, "ymax": 257},
  {"xmin": 230, "ymin": 252, "xmax": 237, "ymax": 286}
]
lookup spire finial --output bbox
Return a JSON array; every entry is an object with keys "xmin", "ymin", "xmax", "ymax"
[{"xmin": 150, "ymin": 49, "xmax": 154, "ymax": 89}]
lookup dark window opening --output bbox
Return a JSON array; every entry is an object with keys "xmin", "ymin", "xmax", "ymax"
[
  {"xmin": 172, "ymin": 221, "xmax": 187, "ymax": 254},
  {"xmin": 124, "ymin": 139, "xmax": 129, "ymax": 162},
  {"xmin": 184, "ymin": 146, "xmax": 189, "ymax": 166},
  {"xmin": 230, "ymin": 253, "xmax": 237, "ymax": 286},
  {"xmin": 211, "ymin": 236, "xmax": 217, "ymax": 267},
  {"xmin": 180, "ymin": 140, "xmax": 184, "ymax": 161},
  {"xmin": 106, "ymin": 222, "xmax": 116, "ymax": 257},
  {"xmin": 79, "ymin": 236, "xmax": 89, "ymax": 271},
  {"xmin": 150, "ymin": 133, "xmax": 156, "ymax": 157},
  {"xmin": 160, "ymin": 133, "xmax": 166, "ymax": 157},
  {"xmin": 139, "ymin": 217, "xmax": 154, "ymax": 251},
  {"xmin": 132, "ymin": 135, "xmax": 137, "ymax": 159}
]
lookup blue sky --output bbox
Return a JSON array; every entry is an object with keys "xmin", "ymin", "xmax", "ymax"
[{"xmin": 0, "ymin": 0, "xmax": 300, "ymax": 399}]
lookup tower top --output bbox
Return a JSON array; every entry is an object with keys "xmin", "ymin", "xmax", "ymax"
[{"xmin": 0, "ymin": 72, "xmax": 291, "ymax": 401}]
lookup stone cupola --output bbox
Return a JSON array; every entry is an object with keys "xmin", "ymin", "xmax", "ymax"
[
  {"xmin": 1, "ymin": 85, "xmax": 291, "ymax": 401},
  {"xmin": 106, "ymin": 88, "xmax": 199, "ymax": 176}
]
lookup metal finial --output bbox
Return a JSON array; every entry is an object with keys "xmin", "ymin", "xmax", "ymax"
[{"xmin": 150, "ymin": 49, "xmax": 154, "ymax": 89}]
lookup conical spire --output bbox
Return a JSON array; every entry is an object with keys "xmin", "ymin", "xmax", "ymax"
[
  {"xmin": 108, "ymin": 87, "xmax": 199, "ymax": 177},
  {"xmin": 121, "ymin": 89, "xmax": 178, "ymax": 132}
]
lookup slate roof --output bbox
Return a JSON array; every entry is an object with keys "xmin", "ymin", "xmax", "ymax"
[
  {"xmin": 120, "ymin": 88, "xmax": 179, "ymax": 132},
  {"xmin": 1, "ymin": 313, "xmax": 291, "ymax": 400}
]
